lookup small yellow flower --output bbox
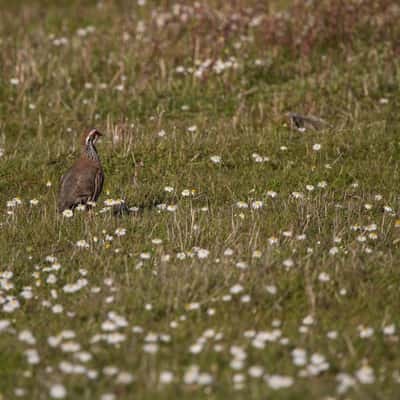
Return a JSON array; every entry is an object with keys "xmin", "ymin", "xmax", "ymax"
[
  {"xmin": 252, "ymin": 250, "xmax": 262, "ymax": 258},
  {"xmin": 268, "ymin": 236, "xmax": 279, "ymax": 245}
]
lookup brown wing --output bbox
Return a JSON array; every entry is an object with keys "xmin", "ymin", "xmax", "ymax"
[{"xmin": 58, "ymin": 160, "xmax": 102, "ymax": 211}]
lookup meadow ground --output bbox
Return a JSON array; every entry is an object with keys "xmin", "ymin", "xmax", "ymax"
[{"xmin": 1, "ymin": 0, "xmax": 400, "ymax": 399}]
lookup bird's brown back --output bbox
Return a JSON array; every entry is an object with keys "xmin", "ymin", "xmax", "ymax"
[{"xmin": 58, "ymin": 157, "xmax": 104, "ymax": 211}]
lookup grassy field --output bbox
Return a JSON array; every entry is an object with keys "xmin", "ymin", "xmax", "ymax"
[{"xmin": 1, "ymin": 0, "xmax": 400, "ymax": 398}]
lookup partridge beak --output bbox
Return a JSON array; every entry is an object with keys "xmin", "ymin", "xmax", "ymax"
[{"xmin": 94, "ymin": 130, "xmax": 103, "ymax": 143}]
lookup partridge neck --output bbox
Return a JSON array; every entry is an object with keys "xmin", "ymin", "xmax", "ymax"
[{"xmin": 84, "ymin": 141, "xmax": 100, "ymax": 162}]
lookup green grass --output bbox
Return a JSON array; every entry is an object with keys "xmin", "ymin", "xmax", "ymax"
[{"xmin": 1, "ymin": 0, "xmax": 400, "ymax": 399}]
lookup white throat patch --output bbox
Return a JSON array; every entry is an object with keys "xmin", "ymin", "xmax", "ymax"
[{"xmin": 86, "ymin": 129, "xmax": 98, "ymax": 145}]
